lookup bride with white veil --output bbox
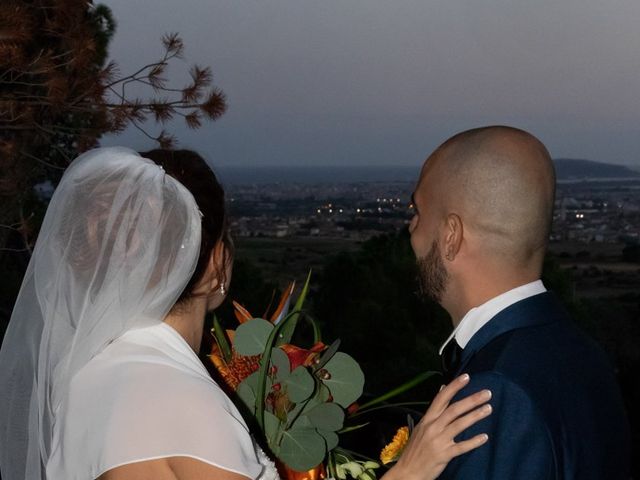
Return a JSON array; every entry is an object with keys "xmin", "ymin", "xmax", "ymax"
[{"xmin": 0, "ymin": 147, "xmax": 491, "ymax": 480}]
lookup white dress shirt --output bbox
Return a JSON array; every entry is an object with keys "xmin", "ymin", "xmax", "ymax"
[{"xmin": 439, "ymin": 280, "xmax": 547, "ymax": 355}]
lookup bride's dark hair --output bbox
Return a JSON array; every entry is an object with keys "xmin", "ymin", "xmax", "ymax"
[{"xmin": 140, "ymin": 149, "xmax": 233, "ymax": 303}]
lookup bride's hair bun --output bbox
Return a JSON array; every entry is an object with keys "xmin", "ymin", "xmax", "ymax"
[{"xmin": 140, "ymin": 149, "xmax": 233, "ymax": 304}]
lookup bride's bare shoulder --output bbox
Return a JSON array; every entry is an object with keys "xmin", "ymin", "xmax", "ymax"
[{"xmin": 98, "ymin": 457, "xmax": 251, "ymax": 480}]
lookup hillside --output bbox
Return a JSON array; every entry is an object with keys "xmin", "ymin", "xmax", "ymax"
[{"xmin": 554, "ymin": 158, "xmax": 640, "ymax": 180}]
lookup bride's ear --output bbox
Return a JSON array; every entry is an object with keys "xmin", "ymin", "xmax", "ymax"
[{"xmin": 204, "ymin": 241, "xmax": 229, "ymax": 291}]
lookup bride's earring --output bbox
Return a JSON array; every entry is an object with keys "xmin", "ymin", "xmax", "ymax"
[{"xmin": 220, "ymin": 282, "xmax": 226, "ymax": 296}]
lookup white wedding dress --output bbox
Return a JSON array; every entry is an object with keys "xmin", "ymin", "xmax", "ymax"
[{"xmin": 47, "ymin": 322, "xmax": 280, "ymax": 480}]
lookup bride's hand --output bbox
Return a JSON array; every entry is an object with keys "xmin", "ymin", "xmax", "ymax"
[{"xmin": 382, "ymin": 374, "xmax": 491, "ymax": 480}]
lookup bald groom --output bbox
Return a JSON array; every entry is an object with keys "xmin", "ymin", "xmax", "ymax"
[{"xmin": 409, "ymin": 126, "xmax": 630, "ymax": 478}]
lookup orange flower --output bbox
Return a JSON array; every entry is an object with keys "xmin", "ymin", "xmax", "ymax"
[
  {"xmin": 210, "ymin": 347, "xmax": 261, "ymax": 391},
  {"xmin": 380, "ymin": 426, "xmax": 410, "ymax": 465},
  {"xmin": 279, "ymin": 342, "xmax": 326, "ymax": 370}
]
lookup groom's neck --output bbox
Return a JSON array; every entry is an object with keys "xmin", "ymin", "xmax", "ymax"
[{"xmin": 444, "ymin": 270, "xmax": 541, "ymax": 327}]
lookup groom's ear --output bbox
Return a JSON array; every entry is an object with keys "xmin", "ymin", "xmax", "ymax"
[{"xmin": 444, "ymin": 213, "xmax": 463, "ymax": 261}]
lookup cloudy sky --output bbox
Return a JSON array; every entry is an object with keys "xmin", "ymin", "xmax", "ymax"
[{"xmin": 100, "ymin": 0, "xmax": 640, "ymax": 168}]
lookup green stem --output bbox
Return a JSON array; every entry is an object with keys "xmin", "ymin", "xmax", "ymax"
[
  {"xmin": 211, "ymin": 314, "xmax": 232, "ymax": 362},
  {"xmin": 356, "ymin": 371, "xmax": 437, "ymax": 412},
  {"xmin": 255, "ymin": 310, "xmax": 301, "ymax": 431},
  {"xmin": 349, "ymin": 401, "xmax": 428, "ymax": 419},
  {"xmin": 336, "ymin": 447, "xmax": 379, "ymax": 464},
  {"xmin": 276, "ymin": 270, "xmax": 312, "ymax": 346}
]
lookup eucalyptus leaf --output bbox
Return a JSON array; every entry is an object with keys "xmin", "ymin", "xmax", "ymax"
[
  {"xmin": 321, "ymin": 352, "xmax": 365, "ymax": 407},
  {"xmin": 284, "ymin": 366, "xmax": 315, "ymax": 403},
  {"xmin": 271, "ymin": 348, "xmax": 291, "ymax": 379},
  {"xmin": 234, "ymin": 318, "xmax": 274, "ymax": 356},
  {"xmin": 296, "ymin": 396, "xmax": 320, "ymax": 421},
  {"xmin": 318, "ymin": 429, "xmax": 339, "ymax": 451},
  {"xmin": 264, "ymin": 411, "xmax": 282, "ymax": 447},
  {"xmin": 315, "ymin": 382, "xmax": 331, "ymax": 403},
  {"xmin": 241, "ymin": 370, "xmax": 260, "ymax": 390},
  {"xmin": 238, "ymin": 369, "xmax": 274, "ymax": 415},
  {"xmin": 237, "ymin": 381, "xmax": 256, "ymax": 414},
  {"xmin": 304, "ymin": 402, "xmax": 345, "ymax": 432},
  {"xmin": 293, "ymin": 415, "xmax": 314, "ymax": 429},
  {"xmin": 279, "ymin": 427, "xmax": 326, "ymax": 472}
]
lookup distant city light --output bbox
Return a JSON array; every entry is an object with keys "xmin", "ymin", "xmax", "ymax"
[
  {"xmin": 356, "ymin": 208, "xmax": 361, "ymax": 213},
  {"xmin": 329, "ymin": 209, "xmax": 333, "ymax": 213},
  {"xmin": 317, "ymin": 209, "xmax": 321, "ymax": 214}
]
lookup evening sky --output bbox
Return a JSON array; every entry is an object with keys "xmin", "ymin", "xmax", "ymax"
[{"xmin": 100, "ymin": 0, "xmax": 640, "ymax": 168}]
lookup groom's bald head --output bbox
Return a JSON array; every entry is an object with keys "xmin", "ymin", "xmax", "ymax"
[{"xmin": 416, "ymin": 126, "xmax": 555, "ymax": 270}]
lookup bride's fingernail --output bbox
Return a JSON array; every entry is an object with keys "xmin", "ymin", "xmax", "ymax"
[
  {"xmin": 459, "ymin": 373, "xmax": 470, "ymax": 383},
  {"xmin": 482, "ymin": 389, "xmax": 492, "ymax": 400},
  {"xmin": 482, "ymin": 404, "xmax": 493, "ymax": 414}
]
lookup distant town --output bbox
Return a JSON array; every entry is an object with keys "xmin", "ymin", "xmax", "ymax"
[{"xmin": 227, "ymin": 177, "xmax": 640, "ymax": 246}]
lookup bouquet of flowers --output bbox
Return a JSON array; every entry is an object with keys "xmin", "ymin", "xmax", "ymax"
[{"xmin": 209, "ymin": 274, "xmax": 434, "ymax": 480}]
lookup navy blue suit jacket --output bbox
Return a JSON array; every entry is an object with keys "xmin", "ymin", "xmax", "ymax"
[{"xmin": 439, "ymin": 292, "xmax": 631, "ymax": 479}]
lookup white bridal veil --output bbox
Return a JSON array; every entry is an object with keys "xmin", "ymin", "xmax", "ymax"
[{"xmin": 0, "ymin": 147, "xmax": 204, "ymax": 479}]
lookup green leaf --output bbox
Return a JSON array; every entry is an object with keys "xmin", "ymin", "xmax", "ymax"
[
  {"xmin": 315, "ymin": 382, "xmax": 332, "ymax": 403},
  {"xmin": 237, "ymin": 380, "xmax": 256, "ymax": 414},
  {"xmin": 241, "ymin": 370, "xmax": 264, "ymax": 391},
  {"xmin": 271, "ymin": 347, "xmax": 291, "ymax": 379},
  {"xmin": 211, "ymin": 314, "xmax": 231, "ymax": 362},
  {"xmin": 279, "ymin": 427, "xmax": 326, "ymax": 472},
  {"xmin": 276, "ymin": 271, "xmax": 312, "ymax": 346},
  {"xmin": 264, "ymin": 411, "xmax": 282, "ymax": 447},
  {"xmin": 237, "ymin": 370, "xmax": 274, "ymax": 412},
  {"xmin": 293, "ymin": 415, "xmax": 314, "ymax": 429},
  {"xmin": 318, "ymin": 429, "xmax": 339, "ymax": 451},
  {"xmin": 284, "ymin": 366, "xmax": 315, "ymax": 403},
  {"xmin": 304, "ymin": 402, "xmax": 345, "ymax": 432},
  {"xmin": 234, "ymin": 318, "xmax": 274, "ymax": 356},
  {"xmin": 321, "ymin": 352, "xmax": 365, "ymax": 408}
]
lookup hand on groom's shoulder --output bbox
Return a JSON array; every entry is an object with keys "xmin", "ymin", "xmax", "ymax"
[{"xmin": 441, "ymin": 372, "xmax": 555, "ymax": 480}]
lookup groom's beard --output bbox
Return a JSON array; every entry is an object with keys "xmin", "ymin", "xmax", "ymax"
[{"xmin": 416, "ymin": 239, "xmax": 449, "ymax": 303}]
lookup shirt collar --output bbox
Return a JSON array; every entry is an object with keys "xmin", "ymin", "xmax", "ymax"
[{"xmin": 438, "ymin": 280, "xmax": 547, "ymax": 355}]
